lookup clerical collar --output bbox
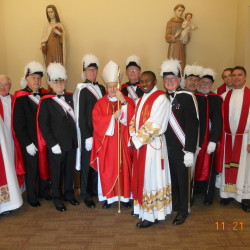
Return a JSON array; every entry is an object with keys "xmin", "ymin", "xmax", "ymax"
[{"xmin": 108, "ymin": 95, "xmax": 117, "ymax": 101}]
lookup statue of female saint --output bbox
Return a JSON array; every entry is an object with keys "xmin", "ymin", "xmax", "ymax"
[
  {"xmin": 165, "ymin": 4, "xmax": 186, "ymax": 71},
  {"xmin": 41, "ymin": 5, "xmax": 66, "ymax": 67}
]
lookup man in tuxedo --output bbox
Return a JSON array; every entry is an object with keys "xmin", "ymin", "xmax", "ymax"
[
  {"xmin": 162, "ymin": 59, "xmax": 199, "ymax": 225},
  {"xmin": 74, "ymin": 54, "xmax": 106, "ymax": 208},
  {"xmin": 198, "ymin": 68, "xmax": 223, "ymax": 205},
  {"xmin": 121, "ymin": 55, "xmax": 143, "ymax": 102},
  {"xmin": 13, "ymin": 61, "xmax": 50, "ymax": 207},
  {"xmin": 38, "ymin": 63, "xmax": 79, "ymax": 212}
]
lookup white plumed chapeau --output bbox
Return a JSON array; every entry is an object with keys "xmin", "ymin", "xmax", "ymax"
[
  {"xmin": 20, "ymin": 61, "xmax": 44, "ymax": 88},
  {"xmin": 184, "ymin": 64, "xmax": 203, "ymax": 78},
  {"xmin": 160, "ymin": 58, "xmax": 181, "ymax": 77},
  {"xmin": 47, "ymin": 63, "xmax": 67, "ymax": 81},
  {"xmin": 102, "ymin": 60, "xmax": 123, "ymax": 83},
  {"xmin": 82, "ymin": 54, "xmax": 99, "ymax": 69},
  {"xmin": 81, "ymin": 54, "xmax": 99, "ymax": 81},
  {"xmin": 201, "ymin": 68, "xmax": 216, "ymax": 81},
  {"xmin": 126, "ymin": 55, "xmax": 141, "ymax": 68}
]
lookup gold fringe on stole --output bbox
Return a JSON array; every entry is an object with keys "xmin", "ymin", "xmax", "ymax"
[{"xmin": 224, "ymin": 183, "xmax": 237, "ymax": 193}]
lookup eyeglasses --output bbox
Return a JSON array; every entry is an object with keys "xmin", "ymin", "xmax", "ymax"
[
  {"xmin": 0, "ymin": 83, "xmax": 10, "ymax": 87},
  {"xmin": 164, "ymin": 77, "xmax": 179, "ymax": 82},
  {"xmin": 127, "ymin": 69, "xmax": 139, "ymax": 72},
  {"xmin": 86, "ymin": 68, "xmax": 97, "ymax": 72},
  {"xmin": 107, "ymin": 85, "xmax": 118, "ymax": 89}
]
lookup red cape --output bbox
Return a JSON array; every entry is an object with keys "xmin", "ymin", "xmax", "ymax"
[{"xmin": 90, "ymin": 94, "xmax": 134, "ymax": 198}]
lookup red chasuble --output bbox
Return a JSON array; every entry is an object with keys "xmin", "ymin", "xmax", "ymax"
[
  {"xmin": 12, "ymin": 88, "xmax": 49, "ymax": 184},
  {"xmin": 217, "ymin": 83, "xmax": 227, "ymax": 95},
  {"xmin": 195, "ymin": 93, "xmax": 224, "ymax": 181},
  {"xmin": 131, "ymin": 90, "xmax": 165, "ymax": 205},
  {"xmin": 90, "ymin": 95, "xmax": 134, "ymax": 199},
  {"xmin": 224, "ymin": 87, "xmax": 250, "ymax": 188}
]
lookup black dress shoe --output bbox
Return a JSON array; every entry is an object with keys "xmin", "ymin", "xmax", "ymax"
[
  {"xmin": 136, "ymin": 219, "xmax": 158, "ymax": 228},
  {"xmin": 55, "ymin": 204, "xmax": 67, "ymax": 212},
  {"xmin": 131, "ymin": 210, "xmax": 139, "ymax": 217},
  {"xmin": 220, "ymin": 198, "xmax": 232, "ymax": 206},
  {"xmin": 102, "ymin": 201, "xmax": 112, "ymax": 209},
  {"xmin": 172, "ymin": 214, "xmax": 188, "ymax": 226},
  {"xmin": 122, "ymin": 201, "xmax": 132, "ymax": 209},
  {"xmin": 84, "ymin": 199, "xmax": 96, "ymax": 208},
  {"xmin": 1, "ymin": 211, "xmax": 11, "ymax": 216},
  {"xmin": 204, "ymin": 199, "xmax": 213, "ymax": 206},
  {"xmin": 242, "ymin": 203, "xmax": 250, "ymax": 213},
  {"xmin": 29, "ymin": 201, "xmax": 41, "ymax": 207},
  {"xmin": 66, "ymin": 198, "xmax": 80, "ymax": 206}
]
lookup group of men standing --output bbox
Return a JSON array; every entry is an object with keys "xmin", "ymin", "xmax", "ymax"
[{"xmin": 0, "ymin": 55, "xmax": 249, "ymax": 229}]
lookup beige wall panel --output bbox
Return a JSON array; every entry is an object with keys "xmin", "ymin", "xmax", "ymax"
[{"xmin": 2, "ymin": 0, "xmax": 239, "ymax": 93}]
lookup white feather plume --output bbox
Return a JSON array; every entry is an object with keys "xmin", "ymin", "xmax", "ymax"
[
  {"xmin": 20, "ymin": 61, "xmax": 45, "ymax": 87},
  {"xmin": 201, "ymin": 68, "xmax": 216, "ymax": 81},
  {"xmin": 126, "ymin": 55, "xmax": 141, "ymax": 67},
  {"xmin": 160, "ymin": 59, "xmax": 181, "ymax": 77},
  {"xmin": 184, "ymin": 64, "xmax": 203, "ymax": 78},
  {"xmin": 82, "ymin": 54, "xmax": 99, "ymax": 69},
  {"xmin": 47, "ymin": 63, "xmax": 67, "ymax": 81}
]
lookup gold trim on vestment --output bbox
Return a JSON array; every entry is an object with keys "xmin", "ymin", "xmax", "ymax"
[
  {"xmin": 0, "ymin": 184, "xmax": 10, "ymax": 204},
  {"xmin": 134, "ymin": 186, "xmax": 172, "ymax": 211},
  {"xmin": 224, "ymin": 183, "xmax": 237, "ymax": 193}
]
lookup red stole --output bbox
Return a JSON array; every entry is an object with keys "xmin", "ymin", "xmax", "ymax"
[
  {"xmin": 132, "ymin": 90, "xmax": 165, "ymax": 205},
  {"xmin": 224, "ymin": 87, "xmax": 250, "ymax": 191},
  {"xmin": 217, "ymin": 83, "xmax": 227, "ymax": 95},
  {"xmin": 0, "ymin": 100, "xmax": 8, "ymax": 197}
]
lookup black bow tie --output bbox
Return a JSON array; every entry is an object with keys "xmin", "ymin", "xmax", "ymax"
[
  {"xmin": 33, "ymin": 92, "xmax": 40, "ymax": 96},
  {"xmin": 128, "ymin": 82, "xmax": 138, "ymax": 87},
  {"xmin": 57, "ymin": 94, "xmax": 66, "ymax": 99},
  {"xmin": 168, "ymin": 92, "xmax": 175, "ymax": 98},
  {"xmin": 92, "ymin": 82, "xmax": 98, "ymax": 86}
]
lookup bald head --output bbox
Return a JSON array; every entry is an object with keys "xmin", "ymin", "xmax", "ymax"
[{"xmin": 0, "ymin": 75, "xmax": 12, "ymax": 97}]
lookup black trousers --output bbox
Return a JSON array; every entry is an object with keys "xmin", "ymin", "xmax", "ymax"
[
  {"xmin": 22, "ymin": 149, "xmax": 49, "ymax": 203},
  {"xmin": 80, "ymin": 148, "xmax": 97, "ymax": 201},
  {"xmin": 48, "ymin": 148, "xmax": 76, "ymax": 206},
  {"xmin": 169, "ymin": 156, "xmax": 189, "ymax": 217}
]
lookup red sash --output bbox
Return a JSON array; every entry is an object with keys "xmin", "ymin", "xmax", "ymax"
[
  {"xmin": 217, "ymin": 83, "xmax": 227, "ymax": 95},
  {"xmin": 224, "ymin": 87, "xmax": 250, "ymax": 190},
  {"xmin": 132, "ymin": 90, "xmax": 165, "ymax": 205}
]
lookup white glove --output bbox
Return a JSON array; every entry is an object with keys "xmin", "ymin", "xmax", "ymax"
[
  {"xmin": 26, "ymin": 143, "xmax": 38, "ymax": 156},
  {"xmin": 207, "ymin": 141, "xmax": 216, "ymax": 154},
  {"xmin": 51, "ymin": 144, "xmax": 62, "ymax": 154},
  {"xmin": 85, "ymin": 137, "xmax": 93, "ymax": 151},
  {"xmin": 183, "ymin": 152, "xmax": 194, "ymax": 168}
]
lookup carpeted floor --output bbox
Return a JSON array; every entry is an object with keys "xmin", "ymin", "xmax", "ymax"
[{"xmin": 0, "ymin": 190, "xmax": 249, "ymax": 250}]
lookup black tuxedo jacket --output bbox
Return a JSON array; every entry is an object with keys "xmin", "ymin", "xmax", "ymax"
[
  {"xmin": 13, "ymin": 87, "xmax": 44, "ymax": 148},
  {"xmin": 207, "ymin": 92, "xmax": 223, "ymax": 143},
  {"xmin": 194, "ymin": 93, "xmax": 208, "ymax": 148},
  {"xmin": 78, "ymin": 82, "xmax": 106, "ymax": 140},
  {"xmin": 38, "ymin": 94, "xmax": 78, "ymax": 151},
  {"xmin": 121, "ymin": 82, "xmax": 144, "ymax": 98},
  {"xmin": 165, "ymin": 91, "xmax": 199, "ymax": 159}
]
